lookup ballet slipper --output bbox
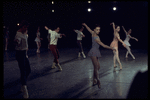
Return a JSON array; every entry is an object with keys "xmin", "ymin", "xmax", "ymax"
[
  {"xmin": 52, "ymin": 62, "xmax": 56, "ymax": 68},
  {"xmin": 93, "ymin": 79, "xmax": 97, "ymax": 86},
  {"xmin": 114, "ymin": 65, "xmax": 117, "ymax": 68},
  {"xmin": 125, "ymin": 56, "xmax": 128, "ymax": 58},
  {"xmin": 57, "ymin": 63, "xmax": 62, "ymax": 71},
  {"xmin": 81, "ymin": 52, "xmax": 86, "ymax": 58},
  {"xmin": 21, "ymin": 85, "xmax": 29, "ymax": 99},
  {"xmin": 97, "ymin": 80, "xmax": 101, "ymax": 89},
  {"xmin": 78, "ymin": 52, "xmax": 81, "ymax": 58}
]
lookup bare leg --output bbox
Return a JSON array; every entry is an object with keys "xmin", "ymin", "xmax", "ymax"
[
  {"xmin": 36, "ymin": 42, "xmax": 41, "ymax": 53},
  {"xmin": 125, "ymin": 51, "xmax": 129, "ymax": 58},
  {"xmin": 115, "ymin": 48, "xmax": 122, "ymax": 70},
  {"xmin": 91, "ymin": 56, "xmax": 101, "ymax": 88},
  {"xmin": 5, "ymin": 38, "xmax": 8, "ymax": 50},
  {"xmin": 113, "ymin": 50, "xmax": 117, "ymax": 68},
  {"xmin": 126, "ymin": 46, "xmax": 135, "ymax": 59}
]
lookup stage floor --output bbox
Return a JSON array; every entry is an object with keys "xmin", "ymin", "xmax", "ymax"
[{"xmin": 3, "ymin": 48, "xmax": 148, "ymax": 99}]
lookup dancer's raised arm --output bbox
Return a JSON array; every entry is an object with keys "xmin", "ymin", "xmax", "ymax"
[
  {"xmin": 122, "ymin": 26, "xmax": 128, "ymax": 35},
  {"xmin": 82, "ymin": 23, "xmax": 94, "ymax": 34},
  {"xmin": 110, "ymin": 22, "xmax": 116, "ymax": 33}
]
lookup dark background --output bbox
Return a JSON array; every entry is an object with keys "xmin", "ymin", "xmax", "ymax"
[{"xmin": 3, "ymin": 1, "xmax": 148, "ymax": 50}]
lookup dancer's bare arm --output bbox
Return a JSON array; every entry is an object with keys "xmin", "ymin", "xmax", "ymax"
[
  {"xmin": 129, "ymin": 35, "xmax": 138, "ymax": 41},
  {"xmin": 110, "ymin": 22, "xmax": 116, "ymax": 33},
  {"xmin": 82, "ymin": 23, "xmax": 94, "ymax": 34},
  {"xmin": 95, "ymin": 37, "xmax": 115, "ymax": 50},
  {"xmin": 122, "ymin": 26, "xmax": 128, "ymax": 35},
  {"xmin": 116, "ymin": 34, "xmax": 126, "ymax": 47}
]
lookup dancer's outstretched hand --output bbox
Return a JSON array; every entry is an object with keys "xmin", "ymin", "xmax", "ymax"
[
  {"xmin": 122, "ymin": 43, "xmax": 126, "ymax": 47},
  {"xmin": 61, "ymin": 34, "xmax": 66, "ymax": 37},
  {"xmin": 82, "ymin": 23, "xmax": 86, "ymax": 26},
  {"xmin": 135, "ymin": 39, "xmax": 138, "ymax": 41},
  {"xmin": 110, "ymin": 22, "xmax": 114, "ymax": 25}
]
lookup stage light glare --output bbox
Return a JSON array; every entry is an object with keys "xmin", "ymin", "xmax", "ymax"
[
  {"xmin": 52, "ymin": 10, "xmax": 54, "ymax": 12},
  {"xmin": 113, "ymin": 7, "xmax": 117, "ymax": 11},
  {"xmin": 17, "ymin": 23, "xmax": 19, "ymax": 26},
  {"xmin": 88, "ymin": 1, "xmax": 91, "ymax": 3},
  {"xmin": 88, "ymin": 8, "xmax": 91, "ymax": 12},
  {"xmin": 52, "ymin": 1, "xmax": 54, "ymax": 4}
]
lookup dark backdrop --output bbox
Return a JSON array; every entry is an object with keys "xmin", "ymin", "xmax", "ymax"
[{"xmin": 3, "ymin": 1, "xmax": 148, "ymax": 50}]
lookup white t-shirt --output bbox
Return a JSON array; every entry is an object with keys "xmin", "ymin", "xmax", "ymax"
[
  {"xmin": 48, "ymin": 29, "xmax": 62, "ymax": 45},
  {"xmin": 15, "ymin": 31, "xmax": 28, "ymax": 50},
  {"xmin": 74, "ymin": 30, "xmax": 83, "ymax": 40}
]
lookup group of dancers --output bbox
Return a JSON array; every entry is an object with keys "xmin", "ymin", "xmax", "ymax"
[{"xmin": 12, "ymin": 20, "xmax": 138, "ymax": 98}]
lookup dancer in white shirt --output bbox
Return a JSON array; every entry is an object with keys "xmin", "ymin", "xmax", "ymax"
[
  {"xmin": 73, "ymin": 26, "xmax": 86, "ymax": 58},
  {"xmin": 45, "ymin": 26, "xmax": 65, "ymax": 71},
  {"xmin": 122, "ymin": 26, "xmax": 138, "ymax": 59}
]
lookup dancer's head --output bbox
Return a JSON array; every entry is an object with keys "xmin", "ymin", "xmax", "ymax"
[
  {"xmin": 79, "ymin": 26, "xmax": 84, "ymax": 32},
  {"xmin": 54, "ymin": 27, "xmax": 60, "ymax": 33},
  {"xmin": 19, "ymin": 20, "xmax": 29, "ymax": 33},
  {"xmin": 128, "ymin": 29, "xmax": 132, "ymax": 34},
  {"xmin": 93, "ymin": 24, "xmax": 100, "ymax": 34},
  {"xmin": 115, "ymin": 25, "xmax": 120, "ymax": 32}
]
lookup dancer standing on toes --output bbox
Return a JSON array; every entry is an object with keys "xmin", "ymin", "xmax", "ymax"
[
  {"xmin": 110, "ymin": 22, "xmax": 126, "ymax": 70},
  {"xmin": 122, "ymin": 26, "xmax": 138, "ymax": 59},
  {"xmin": 35, "ymin": 27, "xmax": 43, "ymax": 53},
  {"xmin": 73, "ymin": 26, "xmax": 86, "ymax": 58},
  {"xmin": 14, "ymin": 20, "xmax": 31, "ymax": 99},
  {"xmin": 45, "ymin": 26, "xmax": 66, "ymax": 71},
  {"xmin": 82, "ymin": 23, "xmax": 115, "ymax": 88}
]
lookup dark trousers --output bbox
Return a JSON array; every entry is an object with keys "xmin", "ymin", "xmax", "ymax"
[
  {"xmin": 49, "ymin": 45, "xmax": 60, "ymax": 64},
  {"xmin": 16, "ymin": 50, "xmax": 31, "ymax": 85},
  {"xmin": 77, "ymin": 40, "xmax": 83, "ymax": 53}
]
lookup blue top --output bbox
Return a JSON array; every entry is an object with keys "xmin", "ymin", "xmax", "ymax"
[{"xmin": 92, "ymin": 37, "xmax": 100, "ymax": 49}]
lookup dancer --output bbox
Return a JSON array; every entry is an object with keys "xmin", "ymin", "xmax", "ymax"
[
  {"xmin": 122, "ymin": 26, "xmax": 138, "ymax": 59},
  {"xmin": 45, "ymin": 26, "xmax": 66, "ymax": 71},
  {"xmin": 14, "ymin": 20, "xmax": 30, "ymax": 99},
  {"xmin": 110, "ymin": 22, "xmax": 126, "ymax": 70},
  {"xmin": 35, "ymin": 27, "xmax": 43, "ymax": 53},
  {"xmin": 4, "ymin": 26, "xmax": 9, "ymax": 51},
  {"xmin": 73, "ymin": 26, "xmax": 86, "ymax": 58},
  {"xmin": 47, "ymin": 32, "xmax": 51, "ymax": 49},
  {"xmin": 82, "ymin": 23, "xmax": 115, "ymax": 88}
]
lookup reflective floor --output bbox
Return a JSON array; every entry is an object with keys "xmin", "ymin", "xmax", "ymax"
[{"xmin": 3, "ymin": 48, "xmax": 148, "ymax": 99}]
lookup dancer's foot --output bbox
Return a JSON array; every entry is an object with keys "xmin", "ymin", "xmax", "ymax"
[
  {"xmin": 120, "ymin": 66, "xmax": 122, "ymax": 70},
  {"xmin": 125, "ymin": 56, "xmax": 128, "ymax": 58},
  {"xmin": 36, "ymin": 49, "xmax": 40, "ymax": 53},
  {"xmin": 133, "ymin": 57, "xmax": 135, "ymax": 60},
  {"xmin": 21, "ymin": 85, "xmax": 29, "ymax": 99},
  {"xmin": 97, "ymin": 80, "xmax": 101, "ymax": 89},
  {"xmin": 114, "ymin": 65, "xmax": 117, "ymax": 68},
  {"xmin": 57, "ymin": 63, "xmax": 62, "ymax": 71},
  {"xmin": 93, "ymin": 79, "xmax": 97, "ymax": 86},
  {"xmin": 52, "ymin": 62, "xmax": 56, "ymax": 68},
  {"xmin": 78, "ymin": 52, "xmax": 81, "ymax": 58},
  {"xmin": 81, "ymin": 52, "xmax": 86, "ymax": 58}
]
